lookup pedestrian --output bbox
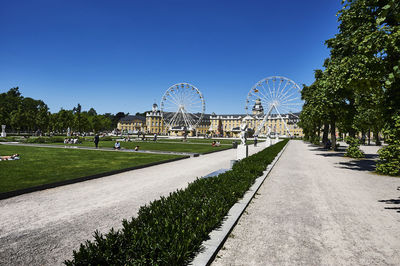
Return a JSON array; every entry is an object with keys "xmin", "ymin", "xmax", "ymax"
[
  {"xmin": 114, "ymin": 141, "xmax": 121, "ymax": 150},
  {"xmin": 94, "ymin": 134, "xmax": 99, "ymax": 148},
  {"xmin": 153, "ymin": 133, "xmax": 157, "ymax": 141},
  {"xmin": 254, "ymin": 135, "xmax": 258, "ymax": 147}
]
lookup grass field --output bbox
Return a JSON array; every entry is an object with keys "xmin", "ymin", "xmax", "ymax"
[
  {"xmin": 0, "ymin": 145, "xmax": 183, "ymax": 193},
  {"xmin": 52, "ymin": 140, "xmax": 233, "ymax": 153}
]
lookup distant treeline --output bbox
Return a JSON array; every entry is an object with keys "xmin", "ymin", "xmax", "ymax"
[{"xmin": 0, "ymin": 87, "xmax": 128, "ymax": 134}]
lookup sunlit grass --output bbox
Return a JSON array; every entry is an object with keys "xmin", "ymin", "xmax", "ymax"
[{"xmin": 0, "ymin": 145, "xmax": 182, "ymax": 193}]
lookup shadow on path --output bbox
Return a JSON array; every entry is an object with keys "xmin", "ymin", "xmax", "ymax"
[
  {"xmin": 336, "ymin": 159, "xmax": 377, "ymax": 172},
  {"xmin": 378, "ymin": 197, "xmax": 400, "ymax": 213}
]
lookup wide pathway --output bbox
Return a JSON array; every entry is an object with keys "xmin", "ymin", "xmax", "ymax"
[
  {"xmin": 0, "ymin": 144, "xmax": 264, "ymax": 265},
  {"xmin": 213, "ymin": 140, "xmax": 400, "ymax": 266}
]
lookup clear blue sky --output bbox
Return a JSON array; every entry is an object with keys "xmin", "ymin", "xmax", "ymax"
[{"xmin": 0, "ymin": 0, "xmax": 342, "ymax": 115}]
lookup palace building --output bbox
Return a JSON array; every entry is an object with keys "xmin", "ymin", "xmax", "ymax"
[
  {"xmin": 117, "ymin": 115, "xmax": 146, "ymax": 134},
  {"xmin": 117, "ymin": 101, "xmax": 303, "ymax": 137}
]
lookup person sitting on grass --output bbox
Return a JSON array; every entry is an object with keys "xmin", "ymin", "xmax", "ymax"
[
  {"xmin": 134, "ymin": 145, "xmax": 139, "ymax": 151},
  {"xmin": 1, "ymin": 154, "xmax": 20, "ymax": 161},
  {"xmin": 212, "ymin": 141, "xmax": 216, "ymax": 146},
  {"xmin": 215, "ymin": 141, "xmax": 221, "ymax": 147},
  {"xmin": 114, "ymin": 141, "xmax": 121, "ymax": 150}
]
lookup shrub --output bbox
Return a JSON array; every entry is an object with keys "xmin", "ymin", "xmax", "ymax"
[
  {"xmin": 311, "ymin": 136, "xmax": 320, "ymax": 145},
  {"xmin": 100, "ymin": 136, "xmax": 113, "ymax": 141},
  {"xmin": 376, "ymin": 115, "xmax": 400, "ymax": 176},
  {"xmin": 24, "ymin": 137, "xmax": 46, "ymax": 143},
  {"xmin": 0, "ymin": 136, "xmax": 19, "ymax": 142},
  {"xmin": 344, "ymin": 136, "xmax": 365, "ymax": 158},
  {"xmin": 65, "ymin": 139, "xmax": 288, "ymax": 265}
]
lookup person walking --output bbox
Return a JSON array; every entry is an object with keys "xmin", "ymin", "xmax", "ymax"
[
  {"xmin": 94, "ymin": 134, "xmax": 99, "ymax": 148},
  {"xmin": 254, "ymin": 135, "xmax": 258, "ymax": 147}
]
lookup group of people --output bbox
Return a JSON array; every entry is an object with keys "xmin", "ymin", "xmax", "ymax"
[
  {"xmin": 211, "ymin": 141, "xmax": 221, "ymax": 147},
  {"xmin": 64, "ymin": 138, "xmax": 79, "ymax": 144},
  {"xmin": 114, "ymin": 140, "xmax": 139, "ymax": 151}
]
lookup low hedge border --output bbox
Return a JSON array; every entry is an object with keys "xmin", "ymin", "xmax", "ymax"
[{"xmin": 65, "ymin": 139, "xmax": 289, "ymax": 265}]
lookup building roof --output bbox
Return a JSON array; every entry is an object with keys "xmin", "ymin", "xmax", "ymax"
[{"xmin": 119, "ymin": 115, "xmax": 146, "ymax": 123}]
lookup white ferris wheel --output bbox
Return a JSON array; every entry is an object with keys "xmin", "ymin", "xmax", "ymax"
[
  {"xmin": 245, "ymin": 76, "xmax": 303, "ymax": 136},
  {"xmin": 160, "ymin": 83, "xmax": 205, "ymax": 131}
]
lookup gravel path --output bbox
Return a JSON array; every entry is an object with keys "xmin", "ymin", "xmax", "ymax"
[
  {"xmin": 0, "ymin": 144, "xmax": 264, "ymax": 265},
  {"xmin": 213, "ymin": 140, "xmax": 400, "ymax": 266}
]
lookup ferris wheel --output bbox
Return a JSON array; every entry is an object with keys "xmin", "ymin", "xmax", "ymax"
[
  {"xmin": 245, "ymin": 76, "xmax": 303, "ymax": 136},
  {"xmin": 160, "ymin": 83, "xmax": 205, "ymax": 131}
]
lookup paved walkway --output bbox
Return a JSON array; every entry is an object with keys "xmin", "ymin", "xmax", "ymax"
[
  {"xmin": 0, "ymin": 144, "xmax": 265, "ymax": 265},
  {"xmin": 213, "ymin": 141, "xmax": 400, "ymax": 266}
]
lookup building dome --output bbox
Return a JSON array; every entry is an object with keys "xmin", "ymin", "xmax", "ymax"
[
  {"xmin": 252, "ymin": 98, "xmax": 264, "ymax": 115},
  {"xmin": 152, "ymin": 103, "xmax": 158, "ymax": 112}
]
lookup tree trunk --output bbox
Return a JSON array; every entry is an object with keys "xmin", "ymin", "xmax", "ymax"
[
  {"xmin": 322, "ymin": 122, "xmax": 329, "ymax": 145},
  {"xmin": 368, "ymin": 129, "xmax": 371, "ymax": 145},
  {"xmin": 374, "ymin": 130, "xmax": 381, "ymax": 146},
  {"xmin": 330, "ymin": 120, "xmax": 336, "ymax": 150},
  {"xmin": 349, "ymin": 129, "xmax": 356, "ymax": 138}
]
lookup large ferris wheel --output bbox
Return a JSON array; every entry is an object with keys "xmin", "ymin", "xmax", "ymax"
[
  {"xmin": 160, "ymin": 83, "xmax": 205, "ymax": 131},
  {"xmin": 245, "ymin": 76, "xmax": 303, "ymax": 136}
]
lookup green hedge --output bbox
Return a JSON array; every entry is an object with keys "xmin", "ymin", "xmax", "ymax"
[{"xmin": 65, "ymin": 139, "xmax": 288, "ymax": 265}]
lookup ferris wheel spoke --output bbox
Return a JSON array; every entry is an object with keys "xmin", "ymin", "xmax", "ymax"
[
  {"xmin": 272, "ymin": 78, "xmax": 277, "ymax": 100},
  {"xmin": 168, "ymin": 91, "xmax": 181, "ymax": 106},
  {"xmin": 186, "ymin": 113, "xmax": 197, "ymax": 127},
  {"xmin": 168, "ymin": 111, "xmax": 181, "ymax": 127},
  {"xmin": 190, "ymin": 112, "xmax": 201, "ymax": 120},
  {"xmin": 181, "ymin": 109, "xmax": 192, "ymax": 128},
  {"xmin": 183, "ymin": 92, "xmax": 196, "ymax": 106},
  {"xmin": 265, "ymin": 80, "xmax": 274, "ymax": 102},
  {"xmin": 255, "ymin": 84, "xmax": 273, "ymax": 103},
  {"xmin": 281, "ymin": 94, "xmax": 300, "ymax": 105},
  {"xmin": 275, "ymin": 79, "xmax": 284, "ymax": 100},
  {"xmin": 164, "ymin": 93, "xmax": 180, "ymax": 106},
  {"xmin": 184, "ymin": 97, "xmax": 202, "ymax": 107},
  {"xmin": 279, "ymin": 90, "xmax": 298, "ymax": 104},
  {"xmin": 278, "ymin": 84, "xmax": 297, "ymax": 101},
  {"xmin": 276, "ymin": 80, "xmax": 290, "ymax": 101},
  {"xmin": 163, "ymin": 103, "xmax": 179, "ymax": 111},
  {"xmin": 280, "ymin": 103, "xmax": 302, "ymax": 109},
  {"xmin": 259, "ymin": 84, "xmax": 274, "ymax": 103}
]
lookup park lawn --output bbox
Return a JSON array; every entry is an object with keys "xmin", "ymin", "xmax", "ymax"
[
  {"xmin": 54, "ymin": 140, "xmax": 233, "ymax": 153},
  {"xmin": 124, "ymin": 138, "xmax": 257, "ymax": 145},
  {"xmin": 0, "ymin": 145, "xmax": 183, "ymax": 193}
]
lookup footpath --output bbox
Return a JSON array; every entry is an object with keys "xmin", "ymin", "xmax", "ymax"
[
  {"xmin": 0, "ymin": 143, "xmax": 264, "ymax": 265},
  {"xmin": 213, "ymin": 140, "xmax": 400, "ymax": 265}
]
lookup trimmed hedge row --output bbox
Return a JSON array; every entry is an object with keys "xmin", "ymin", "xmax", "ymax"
[{"xmin": 65, "ymin": 139, "xmax": 289, "ymax": 265}]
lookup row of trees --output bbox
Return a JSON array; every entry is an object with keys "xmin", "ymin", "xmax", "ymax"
[
  {"xmin": 299, "ymin": 0, "xmax": 399, "ymax": 175},
  {"xmin": 0, "ymin": 87, "xmax": 128, "ymax": 134}
]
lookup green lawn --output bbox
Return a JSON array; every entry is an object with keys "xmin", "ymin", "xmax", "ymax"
[
  {"xmin": 0, "ymin": 145, "xmax": 183, "ymax": 193},
  {"xmin": 53, "ymin": 140, "xmax": 233, "ymax": 153}
]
